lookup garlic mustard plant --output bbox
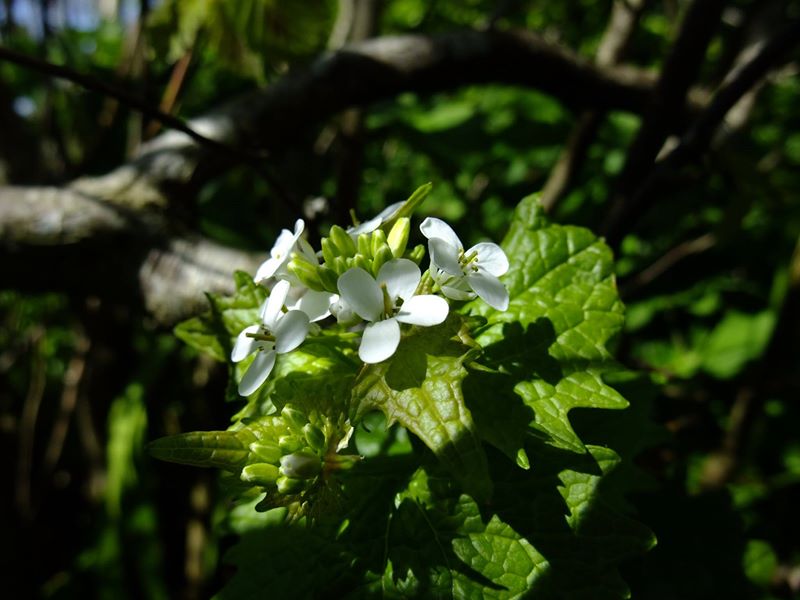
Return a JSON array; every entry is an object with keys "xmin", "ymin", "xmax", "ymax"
[{"xmin": 420, "ymin": 216, "xmax": 510, "ymax": 310}]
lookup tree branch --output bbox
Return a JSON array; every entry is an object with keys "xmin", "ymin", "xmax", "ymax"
[
  {"xmin": 604, "ymin": 17, "xmax": 800, "ymax": 247},
  {"xmin": 602, "ymin": 0, "xmax": 727, "ymax": 242}
]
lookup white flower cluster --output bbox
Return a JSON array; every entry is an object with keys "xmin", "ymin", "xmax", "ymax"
[{"xmin": 231, "ymin": 202, "xmax": 510, "ymax": 396}]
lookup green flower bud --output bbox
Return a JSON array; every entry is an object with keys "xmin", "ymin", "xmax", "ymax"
[
  {"xmin": 288, "ymin": 258, "xmax": 325, "ymax": 291},
  {"xmin": 276, "ymin": 476, "xmax": 304, "ymax": 494},
  {"xmin": 249, "ymin": 442, "xmax": 282, "ymax": 464},
  {"xmin": 370, "ymin": 229, "xmax": 389, "ymax": 258},
  {"xmin": 387, "ymin": 217, "xmax": 410, "ymax": 257},
  {"xmin": 353, "ymin": 254, "xmax": 371, "ymax": 273},
  {"xmin": 357, "ymin": 233, "xmax": 372, "ymax": 259},
  {"xmin": 280, "ymin": 451, "xmax": 322, "ymax": 479},
  {"xmin": 329, "ymin": 225, "xmax": 357, "ymax": 257},
  {"xmin": 241, "ymin": 463, "xmax": 280, "ymax": 486},
  {"xmin": 333, "ymin": 256, "xmax": 349, "ymax": 276},
  {"xmin": 317, "ymin": 266, "xmax": 339, "ymax": 293},
  {"xmin": 278, "ymin": 435, "xmax": 304, "ymax": 454},
  {"xmin": 320, "ymin": 237, "xmax": 338, "ymax": 266},
  {"xmin": 407, "ymin": 243, "xmax": 425, "ymax": 265},
  {"xmin": 281, "ymin": 406, "xmax": 308, "ymax": 430},
  {"xmin": 372, "ymin": 245, "xmax": 394, "ymax": 276},
  {"xmin": 303, "ymin": 423, "xmax": 326, "ymax": 452}
]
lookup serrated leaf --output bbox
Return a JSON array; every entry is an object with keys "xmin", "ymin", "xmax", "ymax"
[
  {"xmin": 467, "ymin": 195, "xmax": 627, "ymax": 458},
  {"xmin": 352, "ymin": 315, "xmax": 492, "ymax": 502},
  {"xmin": 147, "ymin": 429, "xmax": 258, "ymax": 471},
  {"xmin": 174, "ymin": 270, "xmax": 266, "ymax": 362}
]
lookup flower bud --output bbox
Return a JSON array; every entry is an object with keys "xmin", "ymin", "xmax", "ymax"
[
  {"xmin": 333, "ymin": 256, "xmax": 349, "ymax": 276},
  {"xmin": 249, "ymin": 442, "xmax": 282, "ymax": 464},
  {"xmin": 317, "ymin": 266, "xmax": 339, "ymax": 292},
  {"xmin": 281, "ymin": 406, "xmax": 308, "ymax": 430},
  {"xmin": 280, "ymin": 451, "xmax": 322, "ymax": 479},
  {"xmin": 276, "ymin": 476, "xmax": 304, "ymax": 494},
  {"xmin": 329, "ymin": 225, "xmax": 357, "ymax": 257},
  {"xmin": 278, "ymin": 435, "xmax": 304, "ymax": 453},
  {"xmin": 357, "ymin": 233, "xmax": 372, "ymax": 259},
  {"xmin": 241, "ymin": 463, "xmax": 280, "ymax": 486},
  {"xmin": 303, "ymin": 423, "xmax": 326, "ymax": 452},
  {"xmin": 372, "ymin": 245, "xmax": 394, "ymax": 276},
  {"xmin": 370, "ymin": 229, "xmax": 389, "ymax": 258},
  {"xmin": 288, "ymin": 258, "xmax": 324, "ymax": 291},
  {"xmin": 320, "ymin": 237, "xmax": 338, "ymax": 266},
  {"xmin": 407, "ymin": 244, "xmax": 426, "ymax": 265},
  {"xmin": 353, "ymin": 254, "xmax": 371, "ymax": 273},
  {"xmin": 387, "ymin": 217, "xmax": 410, "ymax": 257}
]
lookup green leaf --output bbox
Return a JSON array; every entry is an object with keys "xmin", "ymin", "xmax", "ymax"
[
  {"xmin": 352, "ymin": 314, "xmax": 492, "ymax": 502},
  {"xmin": 700, "ymin": 309, "xmax": 776, "ymax": 379},
  {"xmin": 147, "ymin": 429, "xmax": 258, "ymax": 471},
  {"xmin": 174, "ymin": 271, "xmax": 266, "ymax": 362},
  {"xmin": 467, "ymin": 194, "xmax": 628, "ymax": 459}
]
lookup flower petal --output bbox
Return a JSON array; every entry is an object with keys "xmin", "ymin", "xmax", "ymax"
[
  {"xmin": 337, "ymin": 267, "xmax": 383, "ymax": 322},
  {"xmin": 231, "ymin": 324, "xmax": 260, "ymax": 362},
  {"xmin": 419, "ymin": 217, "xmax": 462, "ymax": 250},
  {"xmin": 254, "ymin": 257, "xmax": 282, "ymax": 283},
  {"xmin": 290, "ymin": 290, "xmax": 336, "ymax": 322},
  {"xmin": 470, "ymin": 242, "xmax": 509, "ymax": 276},
  {"xmin": 262, "ymin": 279, "xmax": 291, "ymax": 327},
  {"xmin": 238, "ymin": 349, "xmax": 276, "ymax": 396},
  {"xmin": 359, "ymin": 318, "xmax": 401, "ymax": 363},
  {"xmin": 274, "ymin": 310, "xmax": 310, "ymax": 354},
  {"xmin": 429, "ymin": 238, "xmax": 462, "ymax": 275},
  {"xmin": 347, "ymin": 201, "xmax": 404, "ymax": 236},
  {"xmin": 467, "ymin": 271, "xmax": 509, "ymax": 311},
  {"xmin": 395, "ymin": 295, "xmax": 449, "ymax": 326},
  {"xmin": 377, "ymin": 259, "xmax": 420, "ymax": 301}
]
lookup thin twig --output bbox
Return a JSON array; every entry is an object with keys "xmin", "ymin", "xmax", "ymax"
[
  {"xmin": 620, "ymin": 232, "xmax": 716, "ymax": 296},
  {"xmin": 42, "ymin": 332, "xmax": 90, "ymax": 478},
  {"xmin": 15, "ymin": 327, "xmax": 46, "ymax": 521}
]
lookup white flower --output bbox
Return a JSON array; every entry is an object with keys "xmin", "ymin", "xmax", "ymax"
[
  {"xmin": 255, "ymin": 219, "xmax": 305, "ymax": 283},
  {"xmin": 347, "ymin": 201, "xmax": 404, "ymax": 237},
  {"xmin": 420, "ymin": 217, "xmax": 510, "ymax": 311},
  {"xmin": 286, "ymin": 287, "xmax": 338, "ymax": 323},
  {"xmin": 337, "ymin": 259, "xmax": 449, "ymax": 364},
  {"xmin": 231, "ymin": 280, "xmax": 310, "ymax": 396}
]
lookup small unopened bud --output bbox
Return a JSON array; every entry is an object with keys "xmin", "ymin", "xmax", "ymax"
[
  {"xmin": 241, "ymin": 463, "xmax": 280, "ymax": 486},
  {"xmin": 276, "ymin": 476, "xmax": 304, "ymax": 494},
  {"xmin": 333, "ymin": 256, "xmax": 349, "ymax": 276},
  {"xmin": 372, "ymin": 245, "xmax": 394, "ymax": 276},
  {"xmin": 280, "ymin": 451, "xmax": 321, "ymax": 479},
  {"xmin": 407, "ymin": 244, "xmax": 425, "ymax": 265},
  {"xmin": 249, "ymin": 442, "xmax": 282, "ymax": 464},
  {"xmin": 281, "ymin": 406, "xmax": 308, "ymax": 430},
  {"xmin": 353, "ymin": 254, "xmax": 372, "ymax": 273},
  {"xmin": 320, "ymin": 238, "xmax": 338, "ymax": 266},
  {"xmin": 288, "ymin": 258, "xmax": 324, "ymax": 291},
  {"xmin": 329, "ymin": 225, "xmax": 357, "ymax": 257},
  {"xmin": 370, "ymin": 230, "xmax": 389, "ymax": 258},
  {"xmin": 357, "ymin": 233, "xmax": 372, "ymax": 258},
  {"xmin": 278, "ymin": 435, "xmax": 304, "ymax": 453},
  {"xmin": 387, "ymin": 217, "xmax": 410, "ymax": 257},
  {"xmin": 317, "ymin": 266, "xmax": 339, "ymax": 292},
  {"xmin": 303, "ymin": 423, "xmax": 326, "ymax": 452}
]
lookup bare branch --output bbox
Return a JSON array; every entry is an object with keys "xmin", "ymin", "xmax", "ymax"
[
  {"xmin": 541, "ymin": 0, "xmax": 646, "ymax": 211},
  {"xmin": 603, "ymin": 0, "xmax": 728, "ymax": 242}
]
